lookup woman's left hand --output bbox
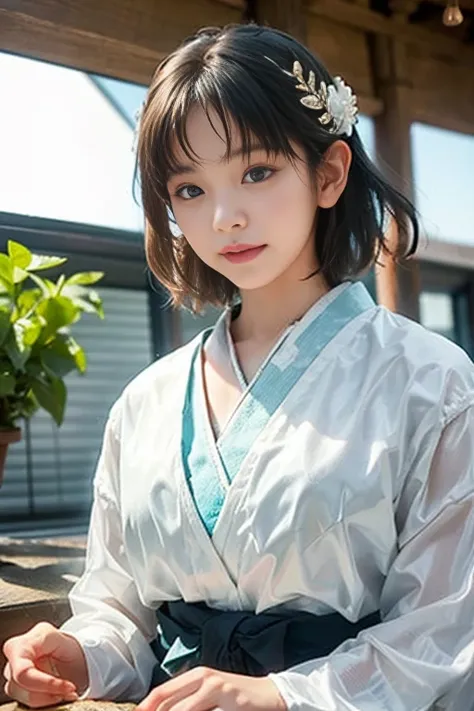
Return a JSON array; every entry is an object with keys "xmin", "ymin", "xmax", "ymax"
[{"xmin": 136, "ymin": 666, "xmax": 287, "ymax": 711}]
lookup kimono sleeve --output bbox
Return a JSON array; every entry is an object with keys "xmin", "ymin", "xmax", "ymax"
[
  {"xmin": 269, "ymin": 404, "xmax": 474, "ymax": 711},
  {"xmin": 60, "ymin": 401, "xmax": 159, "ymax": 702}
]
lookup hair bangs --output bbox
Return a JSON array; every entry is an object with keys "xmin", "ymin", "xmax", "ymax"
[
  {"xmin": 144, "ymin": 58, "xmax": 302, "ymax": 205},
  {"xmin": 192, "ymin": 63, "xmax": 299, "ymax": 167}
]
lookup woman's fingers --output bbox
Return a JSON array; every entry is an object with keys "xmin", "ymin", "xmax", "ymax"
[
  {"xmin": 4, "ymin": 677, "xmax": 78, "ymax": 709},
  {"xmin": 4, "ymin": 630, "xmax": 77, "ymax": 696},
  {"xmin": 14, "ymin": 657, "xmax": 74, "ymax": 694}
]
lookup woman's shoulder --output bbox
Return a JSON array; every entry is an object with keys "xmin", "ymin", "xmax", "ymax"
[
  {"xmin": 373, "ymin": 305, "xmax": 472, "ymax": 369},
  {"xmin": 370, "ymin": 305, "xmax": 474, "ymax": 420},
  {"xmin": 108, "ymin": 330, "xmax": 205, "ymax": 426},
  {"xmin": 130, "ymin": 332, "xmax": 202, "ymax": 390}
]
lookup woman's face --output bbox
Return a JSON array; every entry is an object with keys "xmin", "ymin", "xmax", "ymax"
[{"xmin": 166, "ymin": 106, "xmax": 321, "ymax": 292}]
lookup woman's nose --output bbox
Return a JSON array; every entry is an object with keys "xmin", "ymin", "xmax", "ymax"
[{"xmin": 212, "ymin": 198, "xmax": 248, "ymax": 233}]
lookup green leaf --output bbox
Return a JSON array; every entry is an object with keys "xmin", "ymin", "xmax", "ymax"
[
  {"xmin": 54, "ymin": 274, "xmax": 66, "ymax": 296},
  {"xmin": 27, "ymin": 272, "xmax": 57, "ymax": 297},
  {"xmin": 2, "ymin": 317, "xmax": 39, "ymax": 371},
  {"xmin": 84, "ymin": 297, "xmax": 104, "ymax": 318},
  {"xmin": 4, "ymin": 331, "xmax": 31, "ymax": 370},
  {"xmin": 28, "ymin": 254, "xmax": 68, "ymax": 272},
  {"xmin": 25, "ymin": 360, "xmax": 43, "ymax": 378},
  {"xmin": 16, "ymin": 289, "xmax": 42, "ymax": 318},
  {"xmin": 8, "ymin": 241, "xmax": 32, "ymax": 270},
  {"xmin": 14, "ymin": 317, "xmax": 42, "ymax": 348},
  {"xmin": 87, "ymin": 290, "xmax": 104, "ymax": 317},
  {"xmin": 41, "ymin": 350, "xmax": 76, "ymax": 379},
  {"xmin": 32, "ymin": 376, "xmax": 66, "ymax": 426},
  {"xmin": 0, "ymin": 254, "xmax": 13, "ymax": 293},
  {"xmin": 66, "ymin": 272, "xmax": 104, "ymax": 286},
  {"xmin": 0, "ymin": 308, "xmax": 11, "ymax": 346},
  {"xmin": 41, "ymin": 334, "xmax": 87, "ymax": 378},
  {"xmin": 42, "ymin": 338, "xmax": 74, "ymax": 377},
  {"xmin": 61, "ymin": 334, "xmax": 86, "ymax": 372},
  {"xmin": 44, "ymin": 279, "xmax": 57, "ymax": 295},
  {"xmin": 69, "ymin": 338, "xmax": 87, "ymax": 372},
  {"xmin": 13, "ymin": 266, "xmax": 31, "ymax": 285},
  {"xmin": 0, "ymin": 373, "xmax": 15, "ymax": 396},
  {"xmin": 36, "ymin": 297, "xmax": 79, "ymax": 342},
  {"xmin": 60, "ymin": 284, "xmax": 104, "ymax": 319}
]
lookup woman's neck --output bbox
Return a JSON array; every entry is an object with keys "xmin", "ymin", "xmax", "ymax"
[{"xmin": 231, "ymin": 272, "xmax": 330, "ymax": 346}]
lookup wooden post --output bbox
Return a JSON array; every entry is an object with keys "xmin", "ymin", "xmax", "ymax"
[
  {"xmin": 255, "ymin": 0, "xmax": 307, "ymax": 43},
  {"xmin": 372, "ymin": 32, "xmax": 421, "ymax": 321}
]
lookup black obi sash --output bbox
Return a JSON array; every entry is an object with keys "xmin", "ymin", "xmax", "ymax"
[{"xmin": 149, "ymin": 600, "xmax": 380, "ymax": 688}]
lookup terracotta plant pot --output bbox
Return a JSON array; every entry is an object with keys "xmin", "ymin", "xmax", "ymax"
[{"xmin": 0, "ymin": 427, "xmax": 22, "ymax": 487}]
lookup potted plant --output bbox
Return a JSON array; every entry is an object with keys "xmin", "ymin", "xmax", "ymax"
[{"xmin": 0, "ymin": 239, "xmax": 104, "ymax": 486}]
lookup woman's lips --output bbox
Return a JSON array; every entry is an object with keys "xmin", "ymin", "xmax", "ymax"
[{"xmin": 220, "ymin": 245, "xmax": 267, "ymax": 264}]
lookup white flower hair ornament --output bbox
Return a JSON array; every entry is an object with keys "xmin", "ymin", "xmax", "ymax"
[{"xmin": 266, "ymin": 58, "xmax": 358, "ymax": 137}]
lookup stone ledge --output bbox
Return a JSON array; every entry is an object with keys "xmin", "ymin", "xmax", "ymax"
[
  {"xmin": 0, "ymin": 703, "xmax": 136, "ymax": 711},
  {"xmin": 0, "ymin": 536, "xmax": 86, "ymax": 607}
]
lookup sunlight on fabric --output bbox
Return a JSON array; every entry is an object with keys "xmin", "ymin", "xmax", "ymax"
[
  {"xmin": 368, "ymin": 439, "xmax": 389, "ymax": 474},
  {"xmin": 411, "ymin": 123, "xmax": 474, "ymax": 246},
  {"xmin": 0, "ymin": 53, "xmax": 145, "ymax": 232}
]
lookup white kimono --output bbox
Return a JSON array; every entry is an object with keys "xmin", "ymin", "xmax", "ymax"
[{"xmin": 61, "ymin": 281, "xmax": 474, "ymax": 711}]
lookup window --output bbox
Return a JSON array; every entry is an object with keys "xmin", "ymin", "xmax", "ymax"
[
  {"xmin": 411, "ymin": 123, "xmax": 474, "ymax": 246},
  {"xmin": 419, "ymin": 291, "xmax": 455, "ymax": 341},
  {"xmin": 0, "ymin": 53, "xmax": 146, "ymax": 232},
  {"xmin": 356, "ymin": 114, "xmax": 376, "ymax": 161}
]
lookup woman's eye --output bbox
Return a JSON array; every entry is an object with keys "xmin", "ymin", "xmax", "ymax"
[
  {"xmin": 243, "ymin": 167, "xmax": 273, "ymax": 184},
  {"xmin": 176, "ymin": 185, "xmax": 203, "ymax": 200}
]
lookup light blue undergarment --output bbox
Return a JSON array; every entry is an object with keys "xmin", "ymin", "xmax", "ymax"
[{"xmin": 181, "ymin": 282, "xmax": 375, "ymax": 536}]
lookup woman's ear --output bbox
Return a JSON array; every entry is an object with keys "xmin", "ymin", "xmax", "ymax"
[{"xmin": 317, "ymin": 140, "xmax": 352, "ymax": 209}]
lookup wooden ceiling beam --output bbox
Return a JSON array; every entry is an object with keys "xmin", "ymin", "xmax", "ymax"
[
  {"xmin": 307, "ymin": 0, "xmax": 474, "ymax": 66},
  {"xmin": 210, "ymin": 0, "xmax": 244, "ymax": 7},
  {"xmin": 0, "ymin": 8, "xmax": 163, "ymax": 82},
  {"xmin": 0, "ymin": 0, "xmax": 242, "ymax": 82}
]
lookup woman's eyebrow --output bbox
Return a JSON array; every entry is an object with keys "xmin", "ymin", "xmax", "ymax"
[{"xmin": 168, "ymin": 142, "xmax": 269, "ymax": 180}]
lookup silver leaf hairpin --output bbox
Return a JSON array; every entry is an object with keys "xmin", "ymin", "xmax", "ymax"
[{"xmin": 266, "ymin": 57, "xmax": 358, "ymax": 137}]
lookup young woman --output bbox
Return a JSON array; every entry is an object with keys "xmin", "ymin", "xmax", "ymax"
[{"xmin": 4, "ymin": 23, "xmax": 474, "ymax": 711}]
